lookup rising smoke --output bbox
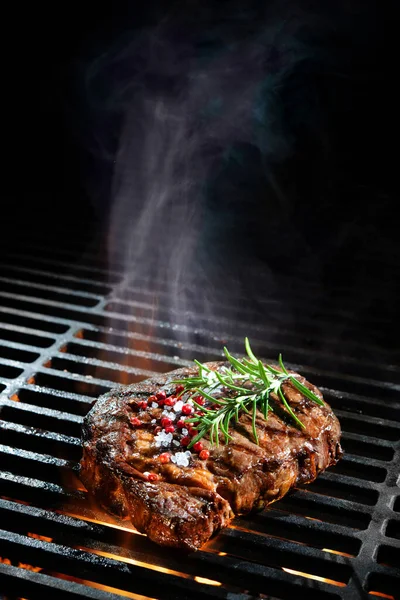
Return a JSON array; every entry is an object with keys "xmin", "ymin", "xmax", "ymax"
[{"xmin": 82, "ymin": 1, "xmax": 384, "ymax": 351}]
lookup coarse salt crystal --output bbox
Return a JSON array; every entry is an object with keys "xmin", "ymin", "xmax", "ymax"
[
  {"xmin": 181, "ymin": 428, "xmax": 188, "ymax": 436},
  {"xmin": 172, "ymin": 440, "xmax": 180, "ymax": 446},
  {"xmin": 151, "ymin": 419, "xmax": 156, "ymax": 424},
  {"xmin": 154, "ymin": 431, "xmax": 173, "ymax": 448},
  {"xmin": 171, "ymin": 451, "xmax": 191, "ymax": 467},
  {"xmin": 151, "ymin": 402, "xmax": 158, "ymax": 408},
  {"xmin": 143, "ymin": 471, "xmax": 150, "ymax": 477},
  {"xmin": 173, "ymin": 400, "xmax": 184, "ymax": 412},
  {"xmin": 162, "ymin": 408, "xmax": 175, "ymax": 418}
]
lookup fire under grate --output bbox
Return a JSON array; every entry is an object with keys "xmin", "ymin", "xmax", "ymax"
[{"xmin": 0, "ymin": 233, "xmax": 399, "ymax": 600}]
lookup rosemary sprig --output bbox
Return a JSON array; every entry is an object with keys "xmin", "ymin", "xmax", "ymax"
[{"xmin": 172, "ymin": 338, "xmax": 324, "ymax": 448}]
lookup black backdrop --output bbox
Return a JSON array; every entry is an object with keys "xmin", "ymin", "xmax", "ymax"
[{"xmin": 2, "ymin": 1, "xmax": 398, "ymax": 292}]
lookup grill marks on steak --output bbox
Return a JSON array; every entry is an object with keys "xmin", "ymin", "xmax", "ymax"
[{"xmin": 80, "ymin": 362, "xmax": 342, "ymax": 549}]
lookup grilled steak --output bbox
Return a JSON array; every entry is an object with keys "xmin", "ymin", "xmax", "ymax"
[{"xmin": 80, "ymin": 362, "xmax": 342, "ymax": 550}]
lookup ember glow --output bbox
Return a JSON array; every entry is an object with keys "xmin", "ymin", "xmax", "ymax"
[
  {"xmin": 76, "ymin": 546, "xmax": 192, "ymax": 579},
  {"xmin": 27, "ymin": 532, "xmax": 53, "ymax": 543},
  {"xmin": 322, "ymin": 547, "xmax": 353, "ymax": 558},
  {"xmin": 0, "ymin": 533, "xmax": 53, "ymax": 574},
  {"xmin": 62, "ymin": 511, "xmax": 143, "ymax": 534},
  {"xmin": 0, "ymin": 556, "xmax": 42, "ymax": 573},
  {"xmin": 194, "ymin": 576, "xmax": 222, "ymax": 586},
  {"xmin": 49, "ymin": 572, "xmax": 156, "ymax": 600},
  {"xmin": 282, "ymin": 567, "xmax": 347, "ymax": 587}
]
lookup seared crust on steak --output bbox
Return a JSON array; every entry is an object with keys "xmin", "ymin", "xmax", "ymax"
[{"xmin": 80, "ymin": 362, "xmax": 342, "ymax": 550}]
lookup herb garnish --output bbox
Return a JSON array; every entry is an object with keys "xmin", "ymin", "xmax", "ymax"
[{"xmin": 172, "ymin": 338, "xmax": 324, "ymax": 448}]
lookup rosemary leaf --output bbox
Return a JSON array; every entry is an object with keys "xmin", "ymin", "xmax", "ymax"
[
  {"xmin": 278, "ymin": 353, "xmax": 289, "ymax": 375},
  {"xmin": 245, "ymin": 337, "xmax": 258, "ymax": 364},
  {"xmin": 289, "ymin": 376, "xmax": 324, "ymax": 406},
  {"xmin": 252, "ymin": 397, "xmax": 259, "ymax": 444},
  {"xmin": 278, "ymin": 387, "xmax": 305, "ymax": 429},
  {"xmin": 223, "ymin": 347, "xmax": 249, "ymax": 375},
  {"xmin": 257, "ymin": 360, "xmax": 270, "ymax": 386}
]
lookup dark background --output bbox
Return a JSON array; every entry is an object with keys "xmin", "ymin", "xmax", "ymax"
[{"xmin": 2, "ymin": 1, "xmax": 398, "ymax": 297}]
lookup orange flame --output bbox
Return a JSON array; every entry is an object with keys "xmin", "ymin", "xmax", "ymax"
[
  {"xmin": 282, "ymin": 567, "xmax": 346, "ymax": 587},
  {"xmin": 48, "ymin": 572, "xmax": 156, "ymax": 600},
  {"xmin": 0, "ymin": 556, "xmax": 42, "ymax": 573},
  {"xmin": 194, "ymin": 576, "xmax": 222, "ymax": 586},
  {"xmin": 75, "ymin": 546, "xmax": 191, "ymax": 579},
  {"xmin": 61, "ymin": 511, "xmax": 142, "ymax": 534},
  {"xmin": 28, "ymin": 532, "xmax": 53, "ymax": 543},
  {"xmin": 322, "ymin": 547, "xmax": 353, "ymax": 558}
]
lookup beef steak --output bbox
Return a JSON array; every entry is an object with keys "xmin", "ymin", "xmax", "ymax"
[{"xmin": 80, "ymin": 362, "xmax": 342, "ymax": 550}]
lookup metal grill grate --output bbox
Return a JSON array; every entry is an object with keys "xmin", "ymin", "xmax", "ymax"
[{"xmin": 0, "ymin": 232, "xmax": 399, "ymax": 600}]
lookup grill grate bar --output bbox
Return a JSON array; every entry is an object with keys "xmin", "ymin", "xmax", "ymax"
[
  {"xmin": 278, "ymin": 489, "xmax": 374, "ymax": 519},
  {"xmin": 0, "ymin": 471, "xmax": 86, "ymax": 505},
  {"xmin": 0, "ymin": 563, "xmax": 136, "ymax": 600},
  {"xmin": 0, "ymin": 275, "xmax": 104, "ymax": 304},
  {"xmin": 2, "ymin": 251, "xmax": 122, "ymax": 282},
  {"xmin": 51, "ymin": 349, "xmax": 191, "ymax": 374},
  {"xmin": 0, "ymin": 443, "xmax": 79, "ymax": 472},
  {"xmin": 334, "ymin": 410, "xmax": 400, "ymax": 437},
  {"xmin": 236, "ymin": 510, "xmax": 362, "ymax": 552},
  {"xmin": 0, "ymin": 320, "xmax": 58, "ymax": 343},
  {"xmin": 14, "ymin": 385, "xmax": 94, "ymax": 415},
  {"xmin": 0, "ymin": 291, "xmax": 104, "ymax": 314},
  {"xmin": 0, "ymin": 263, "xmax": 113, "ymax": 294},
  {"xmin": 0, "ymin": 420, "xmax": 81, "ymax": 449}
]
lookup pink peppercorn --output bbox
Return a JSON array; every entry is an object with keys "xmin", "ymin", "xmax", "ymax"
[
  {"xmin": 193, "ymin": 441, "xmax": 203, "ymax": 453},
  {"xmin": 164, "ymin": 396, "xmax": 177, "ymax": 406},
  {"xmin": 165, "ymin": 425, "xmax": 175, "ymax": 433},
  {"xmin": 161, "ymin": 417, "xmax": 172, "ymax": 429},
  {"xmin": 147, "ymin": 473, "xmax": 159, "ymax": 482},
  {"xmin": 130, "ymin": 417, "xmax": 141, "ymax": 427},
  {"xmin": 159, "ymin": 453, "xmax": 171, "ymax": 464},
  {"xmin": 199, "ymin": 449, "xmax": 210, "ymax": 460},
  {"xmin": 181, "ymin": 436, "xmax": 191, "ymax": 447},
  {"xmin": 181, "ymin": 404, "xmax": 193, "ymax": 415}
]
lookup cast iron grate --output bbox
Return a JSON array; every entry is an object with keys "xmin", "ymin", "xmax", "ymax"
[{"xmin": 0, "ymin": 233, "xmax": 399, "ymax": 600}]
